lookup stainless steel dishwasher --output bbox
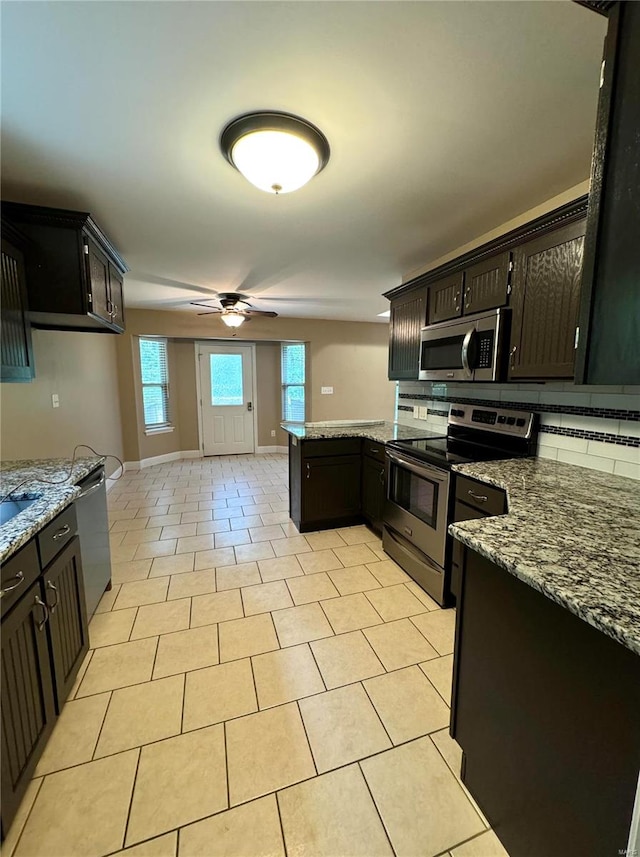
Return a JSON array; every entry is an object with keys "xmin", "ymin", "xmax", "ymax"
[{"xmin": 75, "ymin": 465, "xmax": 112, "ymax": 617}]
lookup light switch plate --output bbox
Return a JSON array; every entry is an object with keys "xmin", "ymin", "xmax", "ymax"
[
  {"xmin": 418, "ymin": 406, "xmax": 428, "ymax": 420},
  {"xmin": 413, "ymin": 406, "xmax": 420, "ymax": 418},
  {"xmin": 321, "ymin": 386, "xmax": 334, "ymax": 395},
  {"xmin": 51, "ymin": 394, "xmax": 60, "ymax": 409}
]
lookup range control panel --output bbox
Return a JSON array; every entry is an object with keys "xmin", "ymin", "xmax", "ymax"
[
  {"xmin": 448, "ymin": 404, "xmax": 535, "ymax": 438},
  {"xmin": 476, "ymin": 331, "xmax": 495, "ymax": 369}
]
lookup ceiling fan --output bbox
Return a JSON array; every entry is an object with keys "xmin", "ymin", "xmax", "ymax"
[{"xmin": 190, "ymin": 292, "xmax": 278, "ymax": 328}]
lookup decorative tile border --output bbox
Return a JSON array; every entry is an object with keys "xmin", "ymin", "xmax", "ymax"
[
  {"xmin": 540, "ymin": 425, "xmax": 640, "ymax": 448},
  {"xmin": 398, "ymin": 393, "xmax": 640, "ymax": 423}
]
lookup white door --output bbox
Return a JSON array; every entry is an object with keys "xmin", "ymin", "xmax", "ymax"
[{"xmin": 198, "ymin": 344, "xmax": 255, "ymax": 456}]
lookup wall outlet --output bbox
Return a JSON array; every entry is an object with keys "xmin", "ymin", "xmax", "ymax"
[
  {"xmin": 321, "ymin": 386, "xmax": 334, "ymax": 395},
  {"xmin": 51, "ymin": 394, "xmax": 60, "ymax": 409},
  {"xmin": 270, "ymin": 430, "xmax": 276, "ymax": 437},
  {"xmin": 418, "ymin": 406, "xmax": 428, "ymax": 420},
  {"xmin": 413, "ymin": 405, "xmax": 420, "ymax": 418}
]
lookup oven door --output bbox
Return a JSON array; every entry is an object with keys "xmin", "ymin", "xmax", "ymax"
[{"xmin": 384, "ymin": 449, "xmax": 450, "ymax": 569}]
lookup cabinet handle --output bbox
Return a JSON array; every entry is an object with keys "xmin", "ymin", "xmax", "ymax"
[
  {"xmin": 465, "ymin": 287, "xmax": 472, "ymax": 307},
  {"xmin": 370, "ymin": 447, "xmax": 380, "ymax": 455},
  {"xmin": 306, "ymin": 462, "xmax": 310, "ymax": 480},
  {"xmin": 34, "ymin": 595, "xmax": 49, "ymax": 631},
  {"xmin": 52, "ymin": 524, "xmax": 71, "ymax": 541},
  {"xmin": 46, "ymin": 581, "xmax": 60, "ymax": 613},
  {"xmin": 111, "ymin": 304, "xmax": 118, "ymax": 319},
  {"xmin": 0, "ymin": 571, "xmax": 25, "ymax": 598},
  {"xmin": 379, "ymin": 469, "xmax": 385, "ymax": 485},
  {"xmin": 510, "ymin": 345, "xmax": 517, "ymax": 370},
  {"xmin": 467, "ymin": 490, "xmax": 488, "ymax": 503}
]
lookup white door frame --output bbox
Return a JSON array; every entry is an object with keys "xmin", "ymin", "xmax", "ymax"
[{"xmin": 195, "ymin": 340, "xmax": 258, "ymax": 455}]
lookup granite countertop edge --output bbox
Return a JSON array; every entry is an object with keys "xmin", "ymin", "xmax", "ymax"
[
  {"xmin": 281, "ymin": 420, "xmax": 442, "ymax": 443},
  {"xmin": 0, "ymin": 457, "xmax": 105, "ymax": 563},
  {"xmin": 448, "ymin": 458, "xmax": 640, "ymax": 657}
]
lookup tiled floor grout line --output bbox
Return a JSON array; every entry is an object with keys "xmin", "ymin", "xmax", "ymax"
[
  {"xmin": 274, "ymin": 791, "xmax": 290, "ymax": 857},
  {"xmin": 359, "ymin": 679, "xmax": 396, "ymax": 749},
  {"xmin": 222, "ymin": 720, "xmax": 231, "ymax": 812},
  {"xmin": 89, "ymin": 690, "xmax": 113, "ymax": 762},
  {"xmin": 357, "ymin": 759, "xmax": 399, "ymax": 857},
  {"xmin": 294, "ymin": 699, "xmax": 318, "ymax": 779},
  {"xmin": 5, "ymin": 775, "xmax": 45, "ymax": 857},
  {"xmin": 428, "ymin": 733, "xmax": 490, "ymax": 831},
  {"xmin": 120, "ymin": 746, "xmax": 142, "ymax": 852}
]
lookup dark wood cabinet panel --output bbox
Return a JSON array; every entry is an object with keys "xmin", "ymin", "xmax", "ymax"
[
  {"xmin": 463, "ymin": 253, "xmax": 510, "ymax": 316},
  {"xmin": 1, "ymin": 230, "xmax": 34, "ymax": 383},
  {"xmin": 1, "ymin": 202, "xmax": 128, "ymax": 334},
  {"xmin": 427, "ymin": 274, "xmax": 463, "ymax": 324},
  {"xmin": 452, "ymin": 548, "xmax": 640, "ymax": 857},
  {"xmin": 43, "ymin": 537, "xmax": 89, "ymax": 712},
  {"xmin": 362, "ymin": 454, "xmax": 385, "ymax": 534},
  {"xmin": 388, "ymin": 287, "xmax": 427, "ymax": 380},
  {"xmin": 303, "ymin": 455, "xmax": 361, "ymax": 525},
  {"xmin": 107, "ymin": 263, "xmax": 125, "ymax": 332},
  {"xmin": 1, "ymin": 582, "xmax": 57, "ymax": 836},
  {"xmin": 576, "ymin": 1, "xmax": 640, "ymax": 384},
  {"xmin": 509, "ymin": 219, "xmax": 585, "ymax": 379}
]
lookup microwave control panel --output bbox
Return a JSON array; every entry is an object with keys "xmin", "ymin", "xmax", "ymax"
[{"xmin": 476, "ymin": 331, "xmax": 495, "ymax": 368}]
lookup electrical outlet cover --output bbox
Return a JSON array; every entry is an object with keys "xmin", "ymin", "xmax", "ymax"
[
  {"xmin": 321, "ymin": 386, "xmax": 334, "ymax": 395},
  {"xmin": 418, "ymin": 406, "xmax": 428, "ymax": 420},
  {"xmin": 413, "ymin": 406, "xmax": 420, "ymax": 418}
]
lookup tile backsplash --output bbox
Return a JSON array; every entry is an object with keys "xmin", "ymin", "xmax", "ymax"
[{"xmin": 396, "ymin": 381, "xmax": 640, "ymax": 480}]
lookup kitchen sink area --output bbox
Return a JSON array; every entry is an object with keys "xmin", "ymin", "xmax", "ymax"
[{"xmin": 0, "ymin": 498, "xmax": 37, "ymax": 527}]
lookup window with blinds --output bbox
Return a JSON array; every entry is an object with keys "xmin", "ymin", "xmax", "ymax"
[
  {"xmin": 281, "ymin": 342, "xmax": 306, "ymax": 422},
  {"xmin": 139, "ymin": 337, "xmax": 170, "ymax": 428}
]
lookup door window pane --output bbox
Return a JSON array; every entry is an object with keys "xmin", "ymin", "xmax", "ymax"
[{"xmin": 210, "ymin": 354, "xmax": 243, "ymax": 406}]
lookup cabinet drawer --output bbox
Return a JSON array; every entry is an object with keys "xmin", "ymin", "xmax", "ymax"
[
  {"xmin": 302, "ymin": 438, "xmax": 362, "ymax": 458},
  {"xmin": 0, "ymin": 539, "xmax": 40, "ymax": 618},
  {"xmin": 363, "ymin": 439, "xmax": 386, "ymax": 462},
  {"xmin": 37, "ymin": 505, "xmax": 77, "ymax": 569},
  {"xmin": 455, "ymin": 476, "xmax": 506, "ymax": 516}
]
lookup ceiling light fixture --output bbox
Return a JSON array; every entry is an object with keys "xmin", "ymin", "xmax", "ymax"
[
  {"xmin": 220, "ymin": 111, "xmax": 330, "ymax": 194},
  {"xmin": 220, "ymin": 309, "xmax": 245, "ymax": 328}
]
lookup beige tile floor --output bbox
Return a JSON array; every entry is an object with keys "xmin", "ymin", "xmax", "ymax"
[{"xmin": 5, "ymin": 453, "xmax": 510, "ymax": 857}]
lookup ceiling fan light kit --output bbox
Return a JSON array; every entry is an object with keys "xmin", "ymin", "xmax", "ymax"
[
  {"xmin": 220, "ymin": 309, "xmax": 246, "ymax": 328},
  {"xmin": 190, "ymin": 292, "xmax": 279, "ymax": 325},
  {"xmin": 220, "ymin": 111, "xmax": 330, "ymax": 194}
]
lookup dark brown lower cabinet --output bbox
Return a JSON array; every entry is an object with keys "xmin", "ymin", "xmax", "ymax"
[
  {"xmin": 451, "ymin": 547, "xmax": 640, "ymax": 857},
  {"xmin": 362, "ymin": 454, "xmax": 386, "ymax": 534},
  {"xmin": 303, "ymin": 455, "xmax": 361, "ymax": 529},
  {"xmin": 43, "ymin": 538, "xmax": 89, "ymax": 711},
  {"xmin": 1, "ymin": 582, "xmax": 57, "ymax": 837},
  {"xmin": 1, "ymin": 531, "xmax": 88, "ymax": 839}
]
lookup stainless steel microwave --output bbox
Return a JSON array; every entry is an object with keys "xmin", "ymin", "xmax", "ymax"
[{"xmin": 419, "ymin": 307, "xmax": 510, "ymax": 382}]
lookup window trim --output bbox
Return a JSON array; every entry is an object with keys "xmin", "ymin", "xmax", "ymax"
[
  {"xmin": 139, "ymin": 336, "xmax": 172, "ymax": 430},
  {"xmin": 281, "ymin": 342, "xmax": 306, "ymax": 423}
]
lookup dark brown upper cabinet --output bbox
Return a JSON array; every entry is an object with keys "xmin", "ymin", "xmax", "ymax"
[
  {"xmin": 509, "ymin": 219, "xmax": 586, "ymax": 380},
  {"xmin": 427, "ymin": 273, "xmax": 463, "ymax": 324},
  {"xmin": 576, "ymin": 1, "xmax": 640, "ymax": 384},
  {"xmin": 1, "ymin": 221, "xmax": 35, "ymax": 382},
  {"xmin": 1, "ymin": 202, "xmax": 128, "ymax": 334},
  {"xmin": 463, "ymin": 252, "xmax": 510, "ymax": 316},
  {"xmin": 388, "ymin": 286, "xmax": 427, "ymax": 380}
]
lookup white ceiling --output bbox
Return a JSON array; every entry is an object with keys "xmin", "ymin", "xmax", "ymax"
[{"xmin": 1, "ymin": 1, "xmax": 605, "ymax": 323}]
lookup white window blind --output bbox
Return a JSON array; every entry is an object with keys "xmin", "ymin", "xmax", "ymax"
[
  {"xmin": 281, "ymin": 342, "xmax": 305, "ymax": 422},
  {"xmin": 139, "ymin": 337, "xmax": 170, "ymax": 428}
]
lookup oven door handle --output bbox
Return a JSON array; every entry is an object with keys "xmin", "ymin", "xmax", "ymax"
[
  {"xmin": 386, "ymin": 451, "xmax": 449, "ymax": 483},
  {"xmin": 461, "ymin": 329, "xmax": 475, "ymax": 379}
]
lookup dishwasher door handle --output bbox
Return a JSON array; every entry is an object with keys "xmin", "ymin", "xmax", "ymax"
[{"xmin": 77, "ymin": 471, "xmax": 106, "ymax": 500}]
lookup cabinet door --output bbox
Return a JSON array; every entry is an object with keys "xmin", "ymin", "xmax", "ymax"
[
  {"xmin": 107, "ymin": 263, "xmax": 125, "ymax": 332},
  {"xmin": 463, "ymin": 253, "xmax": 510, "ymax": 315},
  {"xmin": 302, "ymin": 455, "xmax": 361, "ymax": 524},
  {"xmin": 43, "ymin": 537, "xmax": 89, "ymax": 712},
  {"xmin": 388, "ymin": 288, "xmax": 427, "ymax": 380},
  {"xmin": 362, "ymin": 455, "xmax": 385, "ymax": 533},
  {"xmin": 1, "ymin": 582, "xmax": 57, "ymax": 835},
  {"xmin": 427, "ymin": 273, "xmax": 464, "ymax": 324},
  {"xmin": 509, "ymin": 220, "xmax": 585, "ymax": 380},
  {"xmin": 84, "ymin": 238, "xmax": 111, "ymax": 326},
  {"xmin": 1, "ymin": 237, "xmax": 34, "ymax": 382}
]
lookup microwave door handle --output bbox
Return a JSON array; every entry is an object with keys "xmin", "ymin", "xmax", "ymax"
[{"xmin": 461, "ymin": 329, "xmax": 474, "ymax": 379}]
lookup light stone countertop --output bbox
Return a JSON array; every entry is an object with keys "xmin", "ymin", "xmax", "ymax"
[
  {"xmin": 281, "ymin": 420, "xmax": 444, "ymax": 443},
  {"xmin": 0, "ymin": 457, "xmax": 105, "ymax": 563},
  {"xmin": 449, "ymin": 458, "xmax": 640, "ymax": 656}
]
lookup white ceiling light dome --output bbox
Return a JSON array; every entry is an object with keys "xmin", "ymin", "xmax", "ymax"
[
  {"xmin": 220, "ymin": 111, "xmax": 330, "ymax": 194},
  {"xmin": 220, "ymin": 309, "xmax": 245, "ymax": 328}
]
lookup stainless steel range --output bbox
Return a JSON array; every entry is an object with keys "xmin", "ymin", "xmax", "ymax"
[{"xmin": 383, "ymin": 404, "xmax": 538, "ymax": 606}]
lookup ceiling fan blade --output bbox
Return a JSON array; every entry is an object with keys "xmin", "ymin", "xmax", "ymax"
[
  {"xmin": 190, "ymin": 300, "xmax": 221, "ymax": 308},
  {"xmin": 242, "ymin": 310, "xmax": 279, "ymax": 318},
  {"xmin": 196, "ymin": 310, "xmax": 222, "ymax": 316}
]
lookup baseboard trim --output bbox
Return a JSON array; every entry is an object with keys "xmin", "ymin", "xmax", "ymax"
[
  {"xmin": 124, "ymin": 449, "xmax": 204, "ymax": 470},
  {"xmin": 256, "ymin": 446, "xmax": 288, "ymax": 454}
]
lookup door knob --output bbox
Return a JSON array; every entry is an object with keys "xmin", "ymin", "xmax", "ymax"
[{"xmin": 247, "ymin": 402, "xmax": 253, "ymax": 412}]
